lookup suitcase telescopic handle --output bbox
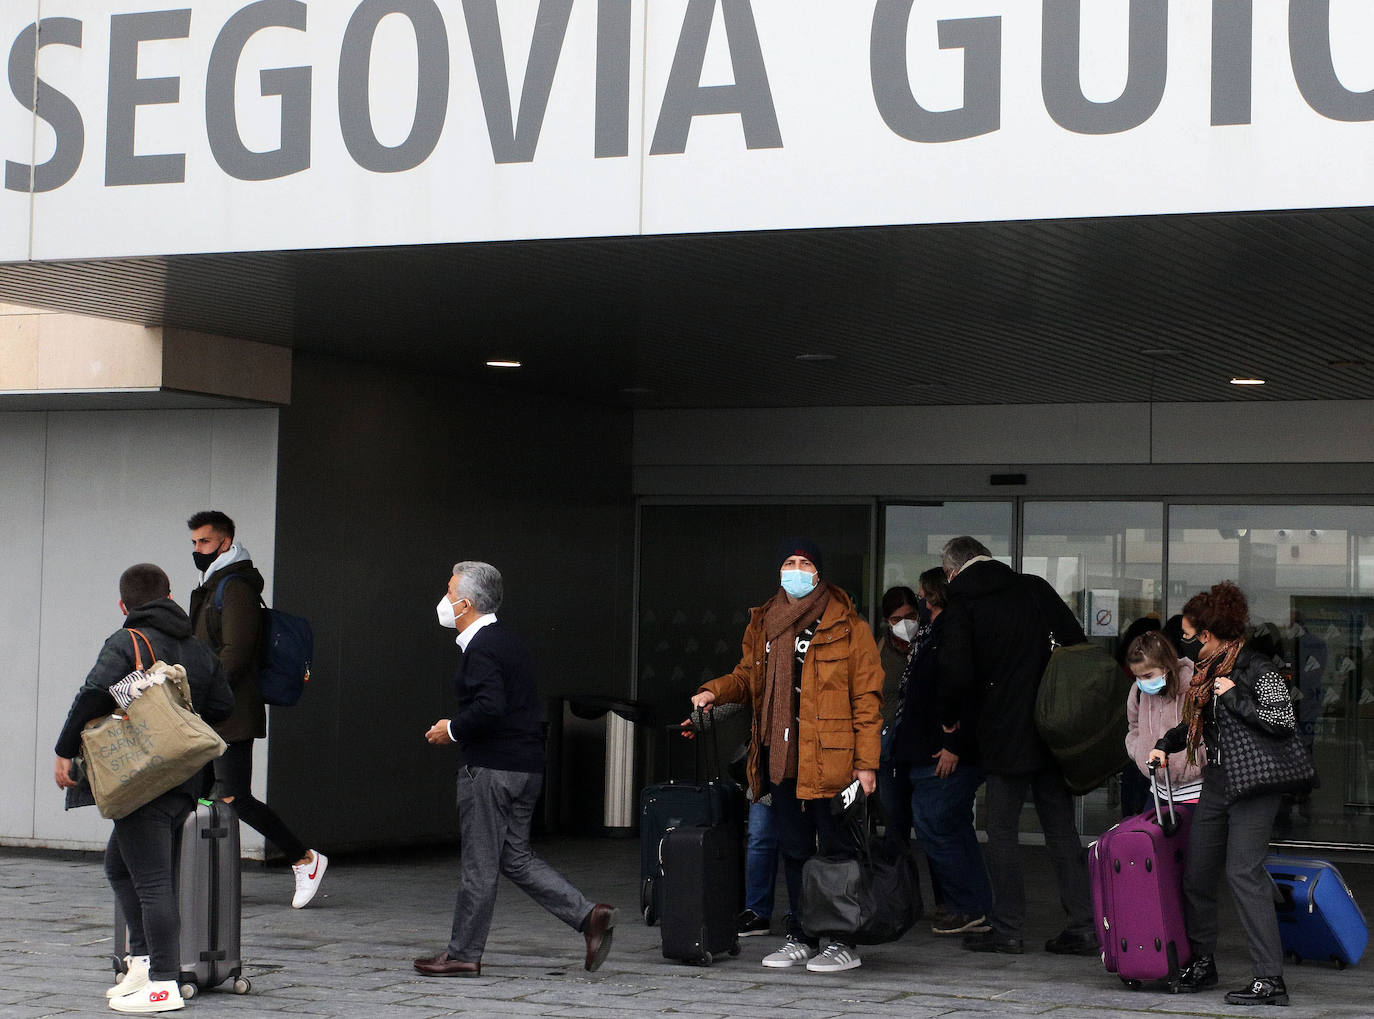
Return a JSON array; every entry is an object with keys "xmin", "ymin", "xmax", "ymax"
[
  {"xmin": 666, "ymin": 706, "xmax": 725, "ymax": 784},
  {"xmin": 1147, "ymin": 759, "xmax": 1179, "ymax": 836}
]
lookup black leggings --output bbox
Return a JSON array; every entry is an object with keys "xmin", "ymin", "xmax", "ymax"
[
  {"xmin": 106, "ymin": 790, "xmax": 193, "ymax": 981},
  {"xmin": 211, "ymin": 739, "xmax": 307, "ymax": 862}
]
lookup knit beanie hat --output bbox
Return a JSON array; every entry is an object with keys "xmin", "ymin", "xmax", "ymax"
[{"xmin": 775, "ymin": 537, "xmax": 823, "ymax": 576}]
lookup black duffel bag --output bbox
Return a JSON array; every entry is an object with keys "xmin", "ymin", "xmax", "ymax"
[{"xmin": 800, "ymin": 787, "xmax": 922, "ymax": 945}]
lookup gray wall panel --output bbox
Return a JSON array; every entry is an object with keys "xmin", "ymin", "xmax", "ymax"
[
  {"xmin": 1, "ymin": 414, "xmax": 47, "ymax": 839},
  {"xmin": 1, "ymin": 408, "xmax": 278, "ymax": 850},
  {"xmin": 268, "ymin": 354, "xmax": 633, "ymax": 851},
  {"xmin": 634, "ymin": 401, "xmax": 1374, "ymax": 470}
]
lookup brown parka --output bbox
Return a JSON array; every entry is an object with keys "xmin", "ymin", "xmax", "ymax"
[{"xmin": 698, "ymin": 584, "xmax": 883, "ymax": 801}]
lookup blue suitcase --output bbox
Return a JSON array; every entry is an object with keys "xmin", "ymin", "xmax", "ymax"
[{"xmin": 1265, "ymin": 854, "xmax": 1368, "ymax": 968}]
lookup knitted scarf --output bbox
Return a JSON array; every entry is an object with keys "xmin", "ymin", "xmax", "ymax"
[
  {"xmin": 1182, "ymin": 637, "xmax": 1242, "ymax": 765},
  {"xmin": 759, "ymin": 581, "xmax": 830, "ymax": 784}
]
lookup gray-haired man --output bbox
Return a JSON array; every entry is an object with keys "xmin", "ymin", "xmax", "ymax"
[{"xmin": 413, "ymin": 561, "xmax": 615, "ymax": 977}]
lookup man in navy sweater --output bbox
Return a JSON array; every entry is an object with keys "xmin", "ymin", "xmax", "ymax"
[{"xmin": 413, "ymin": 561, "xmax": 615, "ymax": 977}]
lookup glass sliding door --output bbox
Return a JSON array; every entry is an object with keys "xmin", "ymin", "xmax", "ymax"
[
  {"xmin": 1022, "ymin": 502, "xmax": 1164, "ymax": 836},
  {"xmin": 881, "ymin": 502, "xmax": 1014, "ymax": 593},
  {"xmin": 1023, "ymin": 502, "xmax": 1165, "ymax": 655},
  {"xmin": 1168, "ymin": 505, "xmax": 1374, "ymax": 848}
]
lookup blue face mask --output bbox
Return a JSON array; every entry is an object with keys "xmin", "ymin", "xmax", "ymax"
[
  {"xmin": 1136, "ymin": 675, "xmax": 1167, "ymax": 696},
  {"xmin": 780, "ymin": 569, "xmax": 817, "ymax": 599}
]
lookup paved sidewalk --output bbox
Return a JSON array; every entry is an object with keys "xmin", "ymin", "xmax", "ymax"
[{"xmin": 2, "ymin": 836, "xmax": 1371, "ymax": 1018}]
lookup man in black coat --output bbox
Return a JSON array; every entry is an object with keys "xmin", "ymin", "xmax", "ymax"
[
  {"xmin": 54, "ymin": 563, "xmax": 233, "ymax": 1013},
  {"xmin": 936, "ymin": 536, "xmax": 1096, "ymax": 956},
  {"xmin": 413, "ymin": 560, "xmax": 615, "ymax": 978}
]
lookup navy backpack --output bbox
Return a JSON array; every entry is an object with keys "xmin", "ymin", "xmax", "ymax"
[{"xmin": 213, "ymin": 576, "xmax": 312, "ymax": 707}]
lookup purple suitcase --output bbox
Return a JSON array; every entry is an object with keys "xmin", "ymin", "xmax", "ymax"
[{"xmin": 1091, "ymin": 764, "xmax": 1193, "ymax": 989}]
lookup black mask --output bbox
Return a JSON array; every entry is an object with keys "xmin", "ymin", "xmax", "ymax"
[
  {"xmin": 193, "ymin": 548, "xmax": 223, "ymax": 572},
  {"xmin": 1178, "ymin": 636, "xmax": 1204, "ymax": 661}
]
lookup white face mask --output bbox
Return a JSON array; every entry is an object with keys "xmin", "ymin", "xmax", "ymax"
[
  {"xmin": 891, "ymin": 618, "xmax": 919, "ymax": 642},
  {"xmin": 436, "ymin": 596, "xmax": 459, "ymax": 629}
]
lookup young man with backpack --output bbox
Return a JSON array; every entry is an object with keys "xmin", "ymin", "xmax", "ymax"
[{"xmin": 187, "ymin": 510, "xmax": 328, "ymax": 908}]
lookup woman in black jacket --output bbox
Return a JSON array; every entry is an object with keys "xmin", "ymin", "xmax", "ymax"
[{"xmin": 1150, "ymin": 581, "xmax": 1296, "ymax": 1007}]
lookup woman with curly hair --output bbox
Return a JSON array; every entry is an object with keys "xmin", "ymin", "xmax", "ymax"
[{"xmin": 1149, "ymin": 581, "xmax": 1296, "ymax": 1006}]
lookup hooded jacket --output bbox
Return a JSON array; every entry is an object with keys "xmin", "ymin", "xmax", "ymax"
[
  {"xmin": 1124, "ymin": 658, "xmax": 1204, "ymax": 797},
  {"xmin": 189, "ymin": 552, "xmax": 266, "ymax": 744},
  {"xmin": 937, "ymin": 560, "xmax": 1086, "ymax": 776},
  {"xmin": 698, "ymin": 584, "xmax": 883, "ymax": 801},
  {"xmin": 55, "ymin": 598, "xmax": 233, "ymax": 760}
]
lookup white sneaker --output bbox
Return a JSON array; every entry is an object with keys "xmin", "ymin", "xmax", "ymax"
[
  {"xmin": 291, "ymin": 850, "xmax": 328, "ymax": 908},
  {"xmin": 109, "ymin": 979, "xmax": 184, "ymax": 1013},
  {"xmin": 762, "ymin": 935, "xmax": 813, "ymax": 968},
  {"xmin": 107, "ymin": 955, "xmax": 149, "ymax": 999},
  {"xmin": 806, "ymin": 941, "xmax": 861, "ymax": 973}
]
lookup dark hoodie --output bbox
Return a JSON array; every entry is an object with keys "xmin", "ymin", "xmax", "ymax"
[
  {"xmin": 55, "ymin": 598, "xmax": 234, "ymax": 759},
  {"xmin": 937, "ymin": 560, "xmax": 1085, "ymax": 775}
]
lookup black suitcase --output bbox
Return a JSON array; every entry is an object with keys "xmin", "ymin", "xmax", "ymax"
[
  {"xmin": 113, "ymin": 799, "xmax": 250, "ymax": 999},
  {"xmin": 659, "ymin": 822, "xmax": 742, "ymax": 965},
  {"xmin": 640, "ymin": 709, "xmax": 747, "ymax": 924}
]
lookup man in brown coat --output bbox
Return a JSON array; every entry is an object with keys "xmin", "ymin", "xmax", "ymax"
[
  {"xmin": 188, "ymin": 510, "xmax": 327, "ymax": 908},
  {"xmin": 690, "ymin": 538, "xmax": 883, "ymax": 974}
]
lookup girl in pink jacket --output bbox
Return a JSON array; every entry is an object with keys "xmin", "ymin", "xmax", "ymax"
[{"xmin": 1124, "ymin": 631, "xmax": 1204, "ymax": 802}]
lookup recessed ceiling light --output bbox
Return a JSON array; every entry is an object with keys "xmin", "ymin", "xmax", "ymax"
[
  {"xmin": 1229, "ymin": 376, "xmax": 1266, "ymax": 386},
  {"xmin": 795, "ymin": 353, "xmax": 837, "ymax": 362},
  {"xmin": 485, "ymin": 359, "xmax": 521, "ymax": 368}
]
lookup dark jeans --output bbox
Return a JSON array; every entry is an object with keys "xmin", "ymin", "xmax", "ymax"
[
  {"xmin": 211, "ymin": 738, "xmax": 307, "ymax": 862},
  {"xmin": 984, "ymin": 767, "xmax": 1093, "ymax": 940},
  {"xmin": 877, "ymin": 757, "xmax": 914, "ymax": 849},
  {"xmin": 909, "ymin": 762, "xmax": 992, "ymax": 916},
  {"xmin": 1184, "ymin": 766, "xmax": 1284, "ymax": 977},
  {"xmin": 770, "ymin": 778, "xmax": 859, "ymax": 943},
  {"xmin": 106, "ymin": 789, "xmax": 194, "ymax": 981}
]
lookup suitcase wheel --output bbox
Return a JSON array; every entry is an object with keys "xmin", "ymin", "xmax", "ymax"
[
  {"xmin": 233, "ymin": 976, "xmax": 252, "ymax": 994},
  {"xmin": 729, "ymin": 941, "xmax": 741, "ymax": 957},
  {"xmin": 180, "ymin": 983, "xmax": 197, "ymax": 1001},
  {"xmin": 694, "ymin": 951, "xmax": 713, "ymax": 967},
  {"xmin": 1334, "ymin": 958, "xmax": 1345, "ymax": 971},
  {"xmin": 1120, "ymin": 978, "xmax": 1142, "ymax": 990}
]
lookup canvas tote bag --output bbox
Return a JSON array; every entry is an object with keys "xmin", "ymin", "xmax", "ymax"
[{"xmin": 80, "ymin": 629, "xmax": 227, "ymax": 819}]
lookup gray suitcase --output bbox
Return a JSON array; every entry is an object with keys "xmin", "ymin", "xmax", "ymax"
[{"xmin": 112, "ymin": 799, "xmax": 250, "ymax": 999}]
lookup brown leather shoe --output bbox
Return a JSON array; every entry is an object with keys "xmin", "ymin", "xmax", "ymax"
[
  {"xmin": 582, "ymin": 904, "xmax": 616, "ymax": 972},
  {"xmin": 413, "ymin": 951, "xmax": 481, "ymax": 977}
]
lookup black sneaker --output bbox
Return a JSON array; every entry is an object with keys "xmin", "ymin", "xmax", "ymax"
[
  {"xmin": 1224, "ymin": 975, "xmax": 1288, "ymax": 1006},
  {"xmin": 736, "ymin": 909, "xmax": 770, "ymax": 937},
  {"xmin": 932, "ymin": 912, "xmax": 990, "ymax": 936},
  {"xmin": 1044, "ymin": 929, "xmax": 1098, "ymax": 956},
  {"xmin": 1173, "ymin": 954, "xmax": 1219, "ymax": 993},
  {"xmin": 962, "ymin": 929, "xmax": 1024, "ymax": 954}
]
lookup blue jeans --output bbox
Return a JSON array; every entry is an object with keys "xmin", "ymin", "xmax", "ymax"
[
  {"xmin": 744, "ymin": 799, "xmax": 778, "ymax": 918},
  {"xmin": 909, "ymin": 762, "xmax": 992, "ymax": 917}
]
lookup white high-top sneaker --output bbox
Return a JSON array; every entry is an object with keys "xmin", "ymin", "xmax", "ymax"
[
  {"xmin": 106, "ymin": 955, "xmax": 150, "ymax": 999},
  {"xmin": 109, "ymin": 978, "xmax": 184, "ymax": 1013}
]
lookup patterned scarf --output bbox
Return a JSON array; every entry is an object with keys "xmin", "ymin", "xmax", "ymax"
[
  {"xmin": 1182, "ymin": 637, "xmax": 1242, "ymax": 765},
  {"xmin": 759, "ymin": 581, "xmax": 830, "ymax": 784}
]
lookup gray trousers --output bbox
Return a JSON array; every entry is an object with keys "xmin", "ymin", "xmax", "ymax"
[
  {"xmin": 447, "ymin": 766, "xmax": 594, "ymax": 962},
  {"xmin": 1184, "ymin": 767, "xmax": 1283, "ymax": 977},
  {"xmin": 984, "ymin": 767, "xmax": 1093, "ymax": 939}
]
